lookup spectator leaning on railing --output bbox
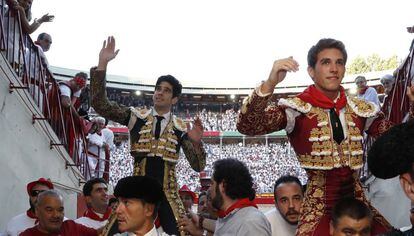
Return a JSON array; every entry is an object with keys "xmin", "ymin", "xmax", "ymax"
[{"xmin": 7, "ymin": 0, "xmax": 54, "ymax": 34}]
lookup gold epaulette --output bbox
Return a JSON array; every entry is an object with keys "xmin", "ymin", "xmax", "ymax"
[
  {"xmin": 130, "ymin": 107, "xmax": 151, "ymax": 119},
  {"xmin": 173, "ymin": 116, "xmax": 187, "ymax": 132},
  {"xmin": 347, "ymin": 97, "xmax": 379, "ymax": 118},
  {"xmin": 278, "ymin": 97, "xmax": 312, "ymax": 113}
]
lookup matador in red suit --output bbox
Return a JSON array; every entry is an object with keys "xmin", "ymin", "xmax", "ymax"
[{"xmin": 237, "ymin": 38, "xmax": 414, "ymax": 236}]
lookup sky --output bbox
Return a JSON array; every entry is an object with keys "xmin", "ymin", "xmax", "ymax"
[{"xmin": 31, "ymin": 0, "xmax": 414, "ymax": 88}]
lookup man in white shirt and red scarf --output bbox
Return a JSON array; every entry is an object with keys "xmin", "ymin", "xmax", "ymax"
[
  {"xmin": 4, "ymin": 178, "xmax": 54, "ymax": 236},
  {"xmin": 86, "ymin": 117, "xmax": 107, "ymax": 178},
  {"xmin": 355, "ymin": 75, "xmax": 380, "ymax": 106},
  {"xmin": 237, "ymin": 38, "xmax": 414, "ymax": 236},
  {"xmin": 210, "ymin": 158, "xmax": 271, "ymax": 236},
  {"xmin": 76, "ymin": 178, "xmax": 111, "ymax": 229}
]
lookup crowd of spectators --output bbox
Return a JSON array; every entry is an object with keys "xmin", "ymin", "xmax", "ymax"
[
  {"xmin": 176, "ymin": 142, "xmax": 307, "ymax": 193},
  {"xmin": 107, "ymin": 139, "xmax": 307, "ymax": 194},
  {"xmin": 196, "ymin": 109, "xmax": 238, "ymax": 131},
  {"xmin": 107, "ymin": 88, "xmax": 149, "ymax": 108},
  {"xmin": 108, "ymin": 141, "xmax": 134, "ymax": 187}
]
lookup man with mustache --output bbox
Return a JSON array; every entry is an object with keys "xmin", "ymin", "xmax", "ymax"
[
  {"xmin": 265, "ymin": 175, "xmax": 303, "ymax": 236},
  {"xmin": 237, "ymin": 38, "xmax": 414, "ymax": 235},
  {"xmin": 4, "ymin": 178, "xmax": 54, "ymax": 236},
  {"xmin": 20, "ymin": 190, "xmax": 100, "ymax": 235}
]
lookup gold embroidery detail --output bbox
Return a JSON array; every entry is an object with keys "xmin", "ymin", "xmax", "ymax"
[
  {"xmin": 297, "ymin": 106, "xmax": 364, "ymax": 170},
  {"xmin": 297, "ymin": 170, "xmax": 326, "ymax": 235},
  {"xmin": 279, "ymin": 97, "xmax": 312, "ymax": 113},
  {"xmin": 348, "ymin": 97, "xmax": 378, "ymax": 117},
  {"xmin": 130, "ymin": 113, "xmax": 180, "ymax": 163},
  {"xmin": 163, "ymin": 163, "xmax": 186, "ymax": 225},
  {"xmin": 173, "ymin": 116, "xmax": 187, "ymax": 132}
]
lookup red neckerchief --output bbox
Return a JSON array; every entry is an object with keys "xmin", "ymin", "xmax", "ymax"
[
  {"xmin": 297, "ymin": 85, "xmax": 347, "ymax": 115},
  {"xmin": 358, "ymin": 86, "xmax": 368, "ymax": 95},
  {"xmin": 83, "ymin": 207, "xmax": 111, "ymax": 221},
  {"xmin": 26, "ymin": 209, "xmax": 37, "ymax": 219},
  {"xmin": 217, "ymin": 198, "xmax": 257, "ymax": 218},
  {"xmin": 154, "ymin": 216, "xmax": 161, "ymax": 228}
]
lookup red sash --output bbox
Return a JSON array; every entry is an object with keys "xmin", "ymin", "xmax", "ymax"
[{"xmin": 217, "ymin": 198, "xmax": 257, "ymax": 218}]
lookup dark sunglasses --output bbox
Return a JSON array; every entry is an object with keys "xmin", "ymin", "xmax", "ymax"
[{"xmin": 31, "ymin": 189, "xmax": 45, "ymax": 197}]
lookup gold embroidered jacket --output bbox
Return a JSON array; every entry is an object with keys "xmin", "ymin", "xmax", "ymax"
[
  {"xmin": 237, "ymin": 89, "xmax": 393, "ymax": 170},
  {"xmin": 90, "ymin": 67, "xmax": 206, "ymax": 223}
]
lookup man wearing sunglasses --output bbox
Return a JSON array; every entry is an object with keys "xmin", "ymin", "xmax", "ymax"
[{"xmin": 4, "ymin": 178, "xmax": 54, "ymax": 236}]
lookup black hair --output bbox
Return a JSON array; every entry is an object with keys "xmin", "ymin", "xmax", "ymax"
[
  {"xmin": 331, "ymin": 198, "xmax": 372, "ymax": 227},
  {"xmin": 155, "ymin": 75, "xmax": 182, "ymax": 98},
  {"xmin": 75, "ymin": 72, "xmax": 88, "ymax": 80},
  {"xmin": 307, "ymin": 38, "xmax": 347, "ymax": 68},
  {"xmin": 83, "ymin": 178, "xmax": 107, "ymax": 196},
  {"xmin": 114, "ymin": 176, "xmax": 164, "ymax": 219},
  {"xmin": 273, "ymin": 175, "xmax": 303, "ymax": 201},
  {"xmin": 368, "ymin": 119, "xmax": 414, "ymax": 179},
  {"xmin": 212, "ymin": 158, "xmax": 255, "ymax": 201},
  {"xmin": 37, "ymin": 32, "xmax": 50, "ymax": 41}
]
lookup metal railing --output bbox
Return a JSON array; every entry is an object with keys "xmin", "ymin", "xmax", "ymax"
[
  {"xmin": 0, "ymin": 0, "xmax": 109, "ymax": 181},
  {"xmin": 360, "ymin": 38, "xmax": 414, "ymax": 182}
]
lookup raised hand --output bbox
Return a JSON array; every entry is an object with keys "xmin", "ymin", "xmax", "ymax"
[
  {"xmin": 260, "ymin": 56, "xmax": 299, "ymax": 94},
  {"xmin": 39, "ymin": 13, "xmax": 54, "ymax": 23},
  {"xmin": 187, "ymin": 117, "xmax": 203, "ymax": 144},
  {"xmin": 268, "ymin": 56, "xmax": 299, "ymax": 85},
  {"xmin": 97, "ymin": 36, "xmax": 120, "ymax": 70}
]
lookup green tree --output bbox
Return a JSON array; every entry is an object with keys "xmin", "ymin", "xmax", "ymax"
[
  {"xmin": 347, "ymin": 54, "xmax": 399, "ymax": 75},
  {"xmin": 347, "ymin": 56, "xmax": 370, "ymax": 74},
  {"xmin": 367, "ymin": 54, "xmax": 382, "ymax": 71}
]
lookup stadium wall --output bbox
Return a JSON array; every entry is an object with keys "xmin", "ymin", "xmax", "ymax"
[{"xmin": 0, "ymin": 55, "xmax": 81, "ymax": 230}]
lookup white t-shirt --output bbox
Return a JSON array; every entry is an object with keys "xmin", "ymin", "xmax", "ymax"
[
  {"xmin": 102, "ymin": 128, "xmax": 115, "ymax": 151},
  {"xmin": 4, "ymin": 213, "xmax": 36, "ymax": 236},
  {"xmin": 59, "ymin": 84, "xmax": 81, "ymax": 98},
  {"xmin": 265, "ymin": 208, "xmax": 297, "ymax": 236}
]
